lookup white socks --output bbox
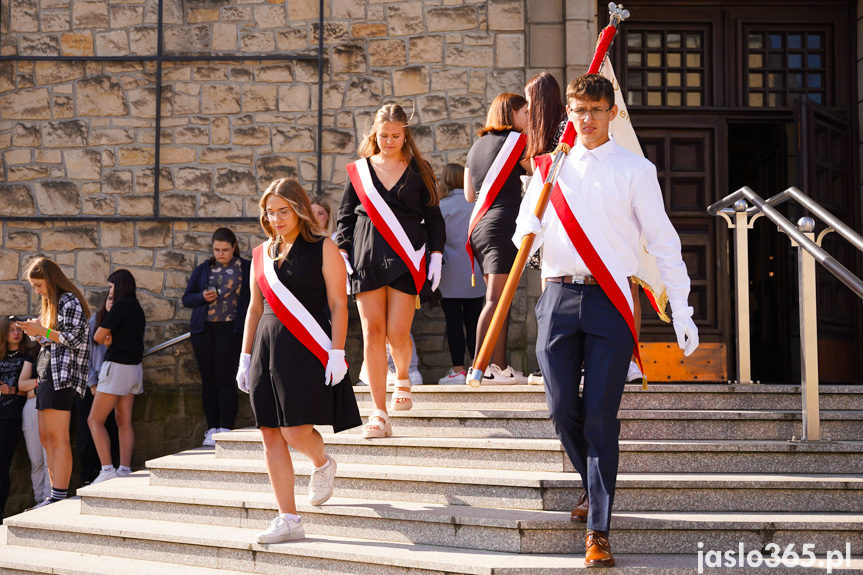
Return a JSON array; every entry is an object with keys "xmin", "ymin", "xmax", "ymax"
[{"xmin": 280, "ymin": 512, "xmax": 301, "ymax": 523}]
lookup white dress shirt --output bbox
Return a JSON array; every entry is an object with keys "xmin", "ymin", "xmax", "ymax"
[{"xmin": 513, "ymin": 137, "xmax": 692, "ymax": 314}]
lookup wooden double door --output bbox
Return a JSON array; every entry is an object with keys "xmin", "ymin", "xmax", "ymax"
[{"xmin": 609, "ymin": 0, "xmax": 860, "ymax": 383}]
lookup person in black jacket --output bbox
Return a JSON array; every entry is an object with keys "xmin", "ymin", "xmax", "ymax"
[{"xmin": 183, "ymin": 228, "xmax": 251, "ymax": 446}]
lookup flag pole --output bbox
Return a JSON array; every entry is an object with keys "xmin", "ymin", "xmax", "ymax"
[{"xmin": 466, "ymin": 2, "xmax": 631, "ymax": 387}]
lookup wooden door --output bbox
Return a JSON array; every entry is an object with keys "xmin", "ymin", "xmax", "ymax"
[{"xmin": 796, "ymin": 97, "xmax": 860, "ymax": 382}]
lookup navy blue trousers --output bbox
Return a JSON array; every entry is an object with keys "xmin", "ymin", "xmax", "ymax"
[{"xmin": 536, "ymin": 282, "xmax": 633, "ymax": 533}]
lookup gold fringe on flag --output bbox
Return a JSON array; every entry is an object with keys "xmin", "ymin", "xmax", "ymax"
[
  {"xmin": 630, "ymin": 275, "xmax": 671, "ymax": 323},
  {"xmin": 415, "ymin": 295, "xmax": 421, "ymax": 309}
]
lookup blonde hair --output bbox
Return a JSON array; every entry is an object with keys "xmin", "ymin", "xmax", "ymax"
[
  {"xmin": 358, "ymin": 103, "xmax": 439, "ymax": 206},
  {"xmin": 310, "ymin": 195, "xmax": 334, "ymax": 234},
  {"xmin": 26, "ymin": 257, "xmax": 90, "ymax": 330},
  {"xmin": 259, "ymin": 179, "xmax": 327, "ymax": 255},
  {"xmin": 439, "ymin": 163, "xmax": 464, "ymax": 198}
]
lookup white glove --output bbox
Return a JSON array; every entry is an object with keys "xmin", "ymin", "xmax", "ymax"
[
  {"xmin": 672, "ymin": 306, "xmax": 699, "ymax": 357},
  {"xmin": 427, "ymin": 252, "xmax": 443, "ymax": 292},
  {"xmin": 340, "ymin": 251, "xmax": 353, "ymax": 295},
  {"xmin": 523, "ymin": 214, "xmax": 545, "ymax": 237},
  {"xmin": 236, "ymin": 353, "xmax": 251, "ymax": 393},
  {"xmin": 324, "ymin": 349, "xmax": 348, "ymax": 386}
]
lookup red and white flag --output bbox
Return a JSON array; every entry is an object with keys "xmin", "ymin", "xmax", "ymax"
[
  {"xmin": 601, "ymin": 57, "xmax": 671, "ymax": 323},
  {"xmin": 347, "ymin": 160, "xmax": 427, "ymax": 295},
  {"xmin": 253, "ymin": 242, "xmax": 332, "ymax": 367},
  {"xmin": 466, "ymin": 131, "xmax": 527, "ymax": 284}
]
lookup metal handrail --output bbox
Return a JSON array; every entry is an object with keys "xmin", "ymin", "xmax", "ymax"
[
  {"xmin": 709, "ymin": 187, "xmax": 863, "ymax": 299},
  {"xmin": 143, "ymin": 332, "xmax": 190, "ymax": 358},
  {"xmin": 709, "ymin": 185, "xmax": 863, "ymax": 442},
  {"xmin": 714, "ymin": 188, "xmax": 863, "ymax": 254}
]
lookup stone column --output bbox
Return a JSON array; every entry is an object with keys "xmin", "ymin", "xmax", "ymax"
[
  {"xmin": 564, "ymin": 0, "xmax": 597, "ymax": 86},
  {"xmin": 525, "ymin": 0, "xmax": 565, "ymax": 89}
]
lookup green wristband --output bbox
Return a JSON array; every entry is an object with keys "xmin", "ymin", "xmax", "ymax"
[{"xmin": 45, "ymin": 328, "xmax": 51, "ymax": 339}]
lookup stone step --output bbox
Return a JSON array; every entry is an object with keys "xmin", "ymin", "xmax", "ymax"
[
  {"xmin": 352, "ymin": 384, "xmax": 863, "ymax": 411},
  {"xmin": 0, "ymin": 540, "xmax": 254, "ymax": 575},
  {"xmin": 213, "ymin": 429, "xmax": 863, "ymax": 474},
  {"xmin": 7, "ymin": 496, "xmax": 863, "ymax": 560},
  {"xmin": 336, "ymin": 408, "xmax": 863, "ymax": 441},
  {"xmin": 144, "ymin": 451, "xmax": 863, "ymax": 513}
]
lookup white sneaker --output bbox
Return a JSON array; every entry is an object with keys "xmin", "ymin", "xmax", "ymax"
[
  {"xmin": 308, "ymin": 455, "xmax": 337, "ymax": 506},
  {"xmin": 527, "ymin": 371, "xmax": 544, "ymax": 385},
  {"xmin": 256, "ymin": 516, "xmax": 305, "ymax": 544},
  {"xmin": 438, "ymin": 369, "xmax": 467, "ymax": 385},
  {"xmin": 626, "ymin": 361, "xmax": 643, "ymax": 383},
  {"xmin": 481, "ymin": 364, "xmax": 525, "ymax": 385},
  {"xmin": 116, "ymin": 467, "xmax": 132, "ymax": 477},
  {"xmin": 91, "ymin": 468, "xmax": 118, "ymax": 484},
  {"xmin": 408, "ymin": 370, "xmax": 423, "ymax": 386},
  {"xmin": 203, "ymin": 428, "xmax": 217, "ymax": 447},
  {"xmin": 26, "ymin": 498, "xmax": 54, "ymax": 511}
]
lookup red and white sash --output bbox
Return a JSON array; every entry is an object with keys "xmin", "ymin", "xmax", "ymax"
[
  {"xmin": 535, "ymin": 154, "xmax": 645, "ymax": 378},
  {"xmin": 253, "ymin": 242, "xmax": 331, "ymax": 367},
  {"xmin": 465, "ymin": 131, "xmax": 527, "ymax": 284},
  {"xmin": 346, "ymin": 159, "xmax": 427, "ymax": 294}
]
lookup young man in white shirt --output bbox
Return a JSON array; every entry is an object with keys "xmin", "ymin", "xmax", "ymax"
[{"xmin": 514, "ymin": 74, "xmax": 699, "ymax": 567}]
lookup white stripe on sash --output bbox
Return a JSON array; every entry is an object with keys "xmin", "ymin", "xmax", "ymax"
[
  {"xmin": 260, "ymin": 241, "xmax": 332, "ymax": 354},
  {"xmin": 351, "ymin": 160, "xmax": 426, "ymax": 271}
]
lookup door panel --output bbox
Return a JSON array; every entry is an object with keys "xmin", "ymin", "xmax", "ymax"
[{"xmin": 796, "ymin": 97, "xmax": 859, "ymax": 383}]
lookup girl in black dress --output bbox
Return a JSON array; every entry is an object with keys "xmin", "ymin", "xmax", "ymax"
[
  {"xmin": 465, "ymin": 93, "xmax": 530, "ymax": 384},
  {"xmin": 335, "ymin": 103, "xmax": 445, "ymax": 438},
  {"xmin": 236, "ymin": 178, "xmax": 360, "ymax": 544}
]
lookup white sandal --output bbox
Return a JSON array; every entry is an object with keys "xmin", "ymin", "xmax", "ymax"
[
  {"xmin": 390, "ymin": 378, "xmax": 413, "ymax": 411},
  {"xmin": 362, "ymin": 409, "xmax": 392, "ymax": 439}
]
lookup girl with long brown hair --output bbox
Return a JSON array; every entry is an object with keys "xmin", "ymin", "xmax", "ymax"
[
  {"xmin": 524, "ymin": 72, "xmax": 568, "ymax": 168},
  {"xmin": 236, "ymin": 178, "xmax": 360, "ymax": 544},
  {"xmin": 18, "ymin": 257, "xmax": 90, "ymax": 509},
  {"xmin": 465, "ymin": 93, "xmax": 530, "ymax": 384},
  {"xmin": 89, "ymin": 268, "xmax": 146, "ymax": 485},
  {"xmin": 335, "ymin": 103, "xmax": 446, "ymax": 438}
]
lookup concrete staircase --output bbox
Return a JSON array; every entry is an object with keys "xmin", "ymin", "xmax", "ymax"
[{"xmin": 3, "ymin": 384, "xmax": 863, "ymax": 573}]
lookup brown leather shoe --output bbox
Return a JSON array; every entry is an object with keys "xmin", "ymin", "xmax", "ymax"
[
  {"xmin": 570, "ymin": 490, "xmax": 588, "ymax": 522},
  {"xmin": 584, "ymin": 530, "xmax": 615, "ymax": 568}
]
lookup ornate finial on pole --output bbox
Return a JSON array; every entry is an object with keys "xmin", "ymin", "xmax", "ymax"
[{"xmin": 608, "ymin": 2, "xmax": 631, "ymax": 27}]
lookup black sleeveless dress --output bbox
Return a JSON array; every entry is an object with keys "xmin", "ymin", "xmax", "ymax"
[
  {"xmin": 248, "ymin": 236, "xmax": 361, "ymax": 432},
  {"xmin": 465, "ymin": 131, "xmax": 526, "ymax": 274}
]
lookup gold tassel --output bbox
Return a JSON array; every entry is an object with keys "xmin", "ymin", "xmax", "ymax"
[
  {"xmin": 415, "ymin": 295, "xmax": 421, "ymax": 309},
  {"xmin": 471, "ymin": 273, "xmax": 475, "ymax": 287},
  {"xmin": 642, "ymin": 374, "xmax": 648, "ymax": 391},
  {"xmin": 552, "ymin": 142, "xmax": 572, "ymax": 155}
]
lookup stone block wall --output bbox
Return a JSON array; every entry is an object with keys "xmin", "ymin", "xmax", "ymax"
[{"xmin": 0, "ymin": 0, "xmax": 579, "ymax": 513}]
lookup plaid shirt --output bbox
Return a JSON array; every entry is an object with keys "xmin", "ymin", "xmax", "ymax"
[{"xmin": 43, "ymin": 292, "xmax": 90, "ymax": 397}]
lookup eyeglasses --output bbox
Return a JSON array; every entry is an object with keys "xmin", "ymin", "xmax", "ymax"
[
  {"xmin": 569, "ymin": 107, "xmax": 612, "ymax": 120},
  {"xmin": 265, "ymin": 208, "xmax": 293, "ymax": 221}
]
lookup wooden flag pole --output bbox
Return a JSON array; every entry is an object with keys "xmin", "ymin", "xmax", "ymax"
[{"xmin": 466, "ymin": 2, "xmax": 631, "ymax": 387}]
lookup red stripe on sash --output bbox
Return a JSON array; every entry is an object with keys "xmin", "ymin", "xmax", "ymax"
[
  {"xmin": 465, "ymin": 132, "xmax": 527, "ymax": 279},
  {"xmin": 347, "ymin": 161, "xmax": 427, "ymax": 294},
  {"xmin": 535, "ymin": 154, "xmax": 644, "ymax": 377},
  {"xmin": 253, "ymin": 244, "xmax": 329, "ymax": 367}
]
